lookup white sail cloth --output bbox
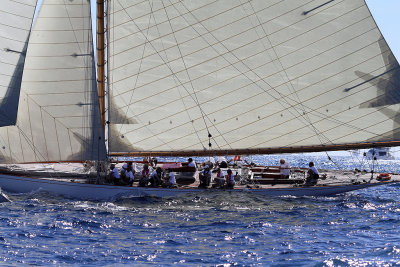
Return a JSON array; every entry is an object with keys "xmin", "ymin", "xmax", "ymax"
[
  {"xmin": 0, "ymin": 0, "xmax": 37, "ymax": 126},
  {"xmin": 107, "ymin": 0, "xmax": 400, "ymax": 155},
  {"xmin": 0, "ymin": 0, "xmax": 105, "ymax": 163}
]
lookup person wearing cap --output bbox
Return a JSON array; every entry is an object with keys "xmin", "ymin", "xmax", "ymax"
[
  {"xmin": 198, "ymin": 165, "xmax": 211, "ymax": 188},
  {"xmin": 119, "ymin": 162, "xmax": 128, "ymax": 182}
]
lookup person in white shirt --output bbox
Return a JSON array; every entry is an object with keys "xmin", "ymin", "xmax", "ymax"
[
  {"xmin": 149, "ymin": 167, "xmax": 163, "ymax": 187},
  {"xmin": 279, "ymin": 159, "xmax": 290, "ymax": 179},
  {"xmin": 164, "ymin": 169, "xmax": 177, "ymax": 188},
  {"xmin": 306, "ymin": 161, "xmax": 319, "ymax": 186},
  {"xmin": 187, "ymin": 158, "xmax": 196, "ymax": 168},
  {"xmin": 125, "ymin": 166, "xmax": 135, "ymax": 186}
]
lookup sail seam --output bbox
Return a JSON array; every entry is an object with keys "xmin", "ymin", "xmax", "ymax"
[
  {"xmin": 108, "ymin": 0, "xmax": 316, "ymax": 63},
  {"xmin": 128, "ymin": 54, "xmax": 391, "ymax": 150},
  {"xmin": 160, "ymin": 0, "xmax": 223, "ymax": 150},
  {"xmin": 243, "ymin": 0, "xmax": 333, "ymax": 146},
  {"xmin": 149, "ymin": 1, "xmax": 208, "ymax": 149},
  {"xmin": 111, "ymin": 0, "xmax": 174, "ymax": 151},
  {"xmin": 115, "ymin": 0, "xmax": 372, "ymax": 131},
  {"xmin": 113, "ymin": 0, "xmax": 233, "ymax": 150},
  {"xmin": 113, "ymin": 1, "xmax": 319, "ymax": 147},
  {"xmin": 109, "ymin": 1, "xmax": 362, "ymax": 89}
]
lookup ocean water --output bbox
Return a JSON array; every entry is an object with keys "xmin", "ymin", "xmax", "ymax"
[{"xmin": 1, "ymin": 155, "xmax": 400, "ymax": 266}]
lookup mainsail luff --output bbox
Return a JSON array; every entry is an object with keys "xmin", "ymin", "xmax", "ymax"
[
  {"xmin": 0, "ymin": 0, "xmax": 106, "ymax": 164},
  {"xmin": 106, "ymin": 0, "xmax": 400, "ymax": 156}
]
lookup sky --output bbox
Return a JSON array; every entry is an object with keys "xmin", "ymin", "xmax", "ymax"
[{"xmin": 365, "ymin": 0, "xmax": 400, "ymax": 61}]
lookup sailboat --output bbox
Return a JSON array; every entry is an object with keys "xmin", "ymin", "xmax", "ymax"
[
  {"xmin": 0, "ymin": 0, "xmax": 398, "ymax": 201},
  {"xmin": 366, "ymin": 147, "xmax": 395, "ymax": 160}
]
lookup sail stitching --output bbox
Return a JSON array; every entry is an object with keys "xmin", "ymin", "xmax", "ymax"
[
  {"xmin": 233, "ymin": 78, "xmax": 396, "ymax": 149},
  {"xmin": 141, "ymin": 57, "xmax": 392, "ymax": 151},
  {"xmin": 122, "ymin": 0, "xmax": 338, "ymax": 149},
  {"xmin": 245, "ymin": 0, "xmax": 376, "ymax": 147},
  {"xmin": 108, "ymin": 0, "xmax": 315, "ymax": 73},
  {"xmin": 114, "ymin": 0, "xmax": 233, "ymax": 150},
  {"xmin": 108, "ymin": 0, "xmax": 237, "ymax": 47},
  {"xmin": 120, "ymin": 38, "xmax": 388, "ymax": 139},
  {"xmin": 160, "ymin": 0, "xmax": 225, "ymax": 150},
  {"xmin": 110, "ymin": 16, "xmax": 372, "ymax": 115},
  {"xmin": 61, "ymin": 0, "xmax": 87, "ymax": 65},
  {"xmin": 242, "ymin": 0, "xmax": 332, "ymax": 145},
  {"xmin": 215, "ymin": 55, "xmax": 394, "ymax": 149},
  {"xmin": 109, "ymin": 0, "xmax": 362, "ymax": 97},
  {"xmin": 107, "ymin": 0, "xmax": 396, "ymax": 153},
  {"xmin": 172, "ymin": 0, "xmax": 346, "ymax": 146},
  {"xmin": 114, "ymin": 0, "xmax": 175, "ymax": 150},
  {"xmin": 120, "ymin": 42, "xmax": 389, "ymax": 148},
  {"xmin": 154, "ymin": 1, "xmax": 210, "ymax": 149}
]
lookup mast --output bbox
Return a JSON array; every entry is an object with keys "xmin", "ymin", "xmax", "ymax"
[{"xmin": 96, "ymin": 0, "xmax": 106, "ymax": 129}]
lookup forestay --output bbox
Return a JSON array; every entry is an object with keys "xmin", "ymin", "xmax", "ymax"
[
  {"xmin": 107, "ymin": 0, "xmax": 400, "ymax": 156},
  {"xmin": 0, "ymin": 0, "xmax": 106, "ymax": 163},
  {"xmin": 0, "ymin": 0, "xmax": 37, "ymax": 126}
]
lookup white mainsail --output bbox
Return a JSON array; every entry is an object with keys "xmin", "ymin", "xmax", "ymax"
[
  {"xmin": 0, "ymin": 0, "xmax": 38, "ymax": 126},
  {"xmin": 0, "ymin": 0, "xmax": 105, "ymax": 163},
  {"xmin": 107, "ymin": 0, "xmax": 400, "ymax": 156}
]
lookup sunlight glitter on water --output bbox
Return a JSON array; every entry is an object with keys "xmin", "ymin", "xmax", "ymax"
[{"xmin": 0, "ymin": 156, "xmax": 400, "ymax": 265}]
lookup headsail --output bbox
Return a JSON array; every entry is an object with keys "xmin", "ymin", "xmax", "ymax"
[
  {"xmin": 0, "ymin": 0, "xmax": 106, "ymax": 163},
  {"xmin": 107, "ymin": 0, "xmax": 400, "ymax": 156},
  {"xmin": 0, "ymin": 0, "xmax": 38, "ymax": 126}
]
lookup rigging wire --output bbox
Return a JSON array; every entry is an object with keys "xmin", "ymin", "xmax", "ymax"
[
  {"xmin": 110, "ymin": 0, "xmax": 176, "ymax": 150},
  {"xmin": 160, "ymin": 1, "xmax": 215, "ymax": 150},
  {"xmin": 243, "ymin": 0, "xmax": 374, "ymax": 150},
  {"xmin": 109, "ymin": 0, "xmax": 387, "ymax": 148},
  {"xmin": 173, "ymin": 0, "xmax": 368, "ymax": 150},
  {"xmin": 114, "ymin": 0, "xmax": 231, "ymax": 151},
  {"xmin": 107, "ymin": 0, "xmax": 398, "ymax": 156}
]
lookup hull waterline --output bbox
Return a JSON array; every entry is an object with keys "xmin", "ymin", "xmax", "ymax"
[{"xmin": 0, "ymin": 173, "xmax": 394, "ymax": 201}]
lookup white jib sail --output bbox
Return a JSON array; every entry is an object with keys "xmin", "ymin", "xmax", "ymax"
[
  {"xmin": 0, "ymin": 0, "xmax": 38, "ymax": 126},
  {"xmin": 0, "ymin": 0, "xmax": 106, "ymax": 163},
  {"xmin": 107, "ymin": 0, "xmax": 400, "ymax": 155}
]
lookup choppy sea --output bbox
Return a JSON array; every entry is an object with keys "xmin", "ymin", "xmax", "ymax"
[{"xmin": 1, "ymin": 154, "xmax": 400, "ymax": 266}]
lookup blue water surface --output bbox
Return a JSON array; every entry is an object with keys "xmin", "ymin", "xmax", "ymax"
[{"xmin": 0, "ymin": 156, "xmax": 400, "ymax": 266}]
